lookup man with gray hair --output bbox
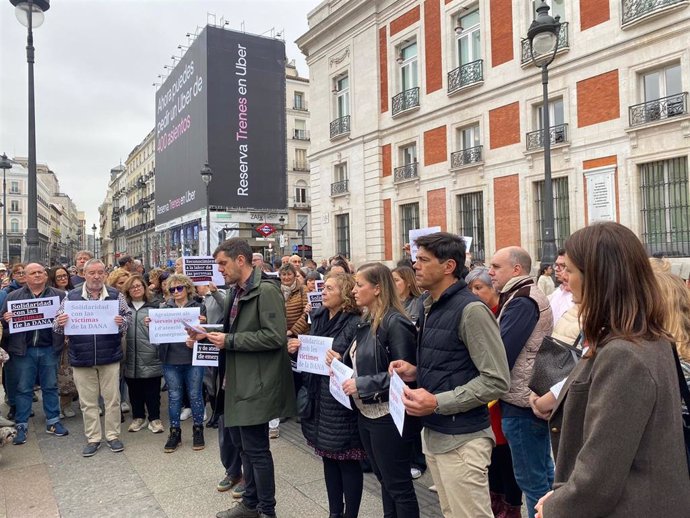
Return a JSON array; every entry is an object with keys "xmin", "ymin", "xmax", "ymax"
[
  {"xmin": 488, "ymin": 246, "xmax": 553, "ymax": 518},
  {"xmin": 54, "ymin": 259, "xmax": 131, "ymax": 457}
]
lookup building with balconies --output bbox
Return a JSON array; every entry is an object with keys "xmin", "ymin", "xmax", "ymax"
[{"xmin": 297, "ymin": 0, "xmax": 690, "ymax": 265}]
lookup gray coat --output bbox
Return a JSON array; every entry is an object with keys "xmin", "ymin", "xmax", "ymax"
[
  {"xmin": 124, "ymin": 302, "xmax": 162, "ymax": 379},
  {"xmin": 544, "ymin": 338, "xmax": 690, "ymax": 517}
]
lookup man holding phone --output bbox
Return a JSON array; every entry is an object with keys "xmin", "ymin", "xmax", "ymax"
[{"xmin": 187, "ymin": 237, "xmax": 295, "ymax": 518}]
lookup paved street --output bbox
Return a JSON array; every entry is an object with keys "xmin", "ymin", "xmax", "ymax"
[{"xmin": 0, "ymin": 389, "xmax": 443, "ymax": 518}]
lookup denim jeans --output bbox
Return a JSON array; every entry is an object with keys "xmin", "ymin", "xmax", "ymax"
[
  {"xmin": 162, "ymin": 364, "xmax": 205, "ymax": 427},
  {"xmin": 14, "ymin": 346, "xmax": 60, "ymax": 427},
  {"xmin": 501, "ymin": 416, "xmax": 554, "ymax": 518}
]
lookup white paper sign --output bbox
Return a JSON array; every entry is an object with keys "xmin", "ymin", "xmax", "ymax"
[
  {"xmin": 296, "ymin": 335, "xmax": 332, "ymax": 376},
  {"xmin": 192, "ymin": 342, "xmax": 219, "ymax": 367},
  {"xmin": 460, "ymin": 236, "xmax": 473, "ymax": 253},
  {"xmin": 409, "ymin": 227, "xmax": 441, "ymax": 261},
  {"xmin": 8, "ymin": 296, "xmax": 61, "ymax": 334},
  {"xmin": 388, "ymin": 371, "xmax": 406, "ymax": 436},
  {"xmin": 149, "ymin": 307, "xmax": 200, "ymax": 344},
  {"xmin": 307, "ymin": 291, "xmax": 323, "ymax": 310},
  {"xmin": 315, "ymin": 280, "xmax": 324, "ymax": 292},
  {"xmin": 330, "ymin": 358, "xmax": 354, "ymax": 410},
  {"xmin": 64, "ymin": 300, "xmax": 119, "ymax": 336},
  {"xmin": 182, "ymin": 256, "xmax": 225, "ymax": 286}
]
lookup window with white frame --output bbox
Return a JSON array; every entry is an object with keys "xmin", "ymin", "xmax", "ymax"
[
  {"xmin": 335, "ymin": 74, "xmax": 350, "ymax": 118},
  {"xmin": 398, "ymin": 41, "xmax": 418, "ymax": 92},
  {"xmin": 10, "ymin": 219, "xmax": 19, "ymax": 233},
  {"xmin": 452, "ymin": 124, "xmax": 482, "ymax": 167},
  {"xmin": 400, "ymin": 143, "xmax": 417, "ymax": 165},
  {"xmin": 456, "ymin": 9, "xmax": 480, "ymax": 66},
  {"xmin": 295, "ymin": 149, "xmax": 308, "ymax": 171},
  {"xmin": 9, "ymin": 200, "xmax": 20, "ymax": 213},
  {"xmin": 334, "ymin": 162, "xmax": 348, "ymax": 183},
  {"xmin": 458, "ymin": 124, "xmax": 480, "ymax": 150},
  {"xmin": 335, "ymin": 214, "xmax": 350, "ymax": 257},
  {"xmin": 10, "ymin": 181, "xmax": 19, "ymax": 194},
  {"xmin": 399, "ymin": 203, "xmax": 419, "ymax": 250},
  {"xmin": 294, "ymin": 119, "xmax": 307, "ymax": 140},
  {"xmin": 529, "ymin": 0, "xmax": 565, "ymax": 23},
  {"xmin": 295, "ymin": 180, "xmax": 308, "ymax": 205},
  {"xmin": 294, "ymin": 91, "xmax": 306, "ymax": 110},
  {"xmin": 643, "ymin": 63, "xmax": 682, "ymax": 108}
]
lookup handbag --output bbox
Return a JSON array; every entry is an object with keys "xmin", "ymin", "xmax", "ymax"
[
  {"xmin": 670, "ymin": 345, "xmax": 690, "ymax": 477},
  {"xmin": 296, "ymin": 382, "xmax": 313, "ymax": 419},
  {"xmin": 528, "ymin": 333, "xmax": 582, "ymax": 396},
  {"xmin": 57, "ymin": 340, "xmax": 78, "ymax": 398}
]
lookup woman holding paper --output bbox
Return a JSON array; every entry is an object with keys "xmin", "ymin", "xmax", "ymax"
[
  {"xmin": 156, "ymin": 274, "xmax": 207, "ymax": 453},
  {"xmin": 291, "ymin": 272, "xmax": 364, "ymax": 518},
  {"xmin": 329, "ymin": 262, "xmax": 420, "ymax": 518}
]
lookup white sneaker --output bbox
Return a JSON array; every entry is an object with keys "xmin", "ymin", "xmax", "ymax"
[
  {"xmin": 121, "ymin": 402, "xmax": 131, "ymax": 414},
  {"xmin": 62, "ymin": 405, "xmax": 76, "ymax": 418},
  {"xmin": 180, "ymin": 408, "xmax": 192, "ymax": 421},
  {"xmin": 148, "ymin": 419, "xmax": 164, "ymax": 434},
  {"xmin": 128, "ymin": 418, "xmax": 148, "ymax": 432},
  {"xmin": 269, "ymin": 427, "xmax": 280, "ymax": 439},
  {"xmin": 411, "ymin": 468, "xmax": 422, "ymax": 479}
]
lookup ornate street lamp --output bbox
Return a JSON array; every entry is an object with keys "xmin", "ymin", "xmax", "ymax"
[
  {"xmin": 9, "ymin": 0, "xmax": 50, "ymax": 263},
  {"xmin": 0, "ymin": 153, "xmax": 11, "ymax": 263},
  {"xmin": 527, "ymin": 0, "xmax": 561, "ymax": 268},
  {"xmin": 200, "ymin": 162, "xmax": 213, "ymax": 256}
]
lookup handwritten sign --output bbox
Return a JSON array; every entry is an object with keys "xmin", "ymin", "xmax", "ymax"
[
  {"xmin": 409, "ymin": 227, "xmax": 441, "ymax": 261},
  {"xmin": 149, "ymin": 307, "xmax": 200, "ymax": 344},
  {"xmin": 296, "ymin": 335, "xmax": 332, "ymax": 376},
  {"xmin": 307, "ymin": 291, "xmax": 323, "ymax": 310},
  {"xmin": 389, "ymin": 371, "xmax": 406, "ymax": 436},
  {"xmin": 182, "ymin": 256, "xmax": 225, "ymax": 286},
  {"xmin": 330, "ymin": 359, "xmax": 354, "ymax": 410},
  {"xmin": 8, "ymin": 296, "xmax": 60, "ymax": 334},
  {"xmin": 64, "ymin": 300, "xmax": 119, "ymax": 336}
]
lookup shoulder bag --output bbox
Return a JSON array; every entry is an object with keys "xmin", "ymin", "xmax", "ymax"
[
  {"xmin": 528, "ymin": 333, "xmax": 582, "ymax": 396},
  {"xmin": 671, "ymin": 345, "xmax": 690, "ymax": 477}
]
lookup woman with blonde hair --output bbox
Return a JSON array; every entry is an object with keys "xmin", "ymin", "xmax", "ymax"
[
  {"xmin": 535, "ymin": 222, "xmax": 690, "ymax": 518},
  {"xmin": 328, "ymin": 262, "xmax": 420, "ymax": 518},
  {"xmin": 107, "ymin": 269, "xmax": 131, "ymax": 293}
]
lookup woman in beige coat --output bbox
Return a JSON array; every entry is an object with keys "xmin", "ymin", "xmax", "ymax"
[{"xmin": 536, "ymin": 222, "xmax": 690, "ymax": 518}]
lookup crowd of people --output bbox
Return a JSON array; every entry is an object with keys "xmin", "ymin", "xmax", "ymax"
[{"xmin": 1, "ymin": 222, "xmax": 689, "ymax": 518}]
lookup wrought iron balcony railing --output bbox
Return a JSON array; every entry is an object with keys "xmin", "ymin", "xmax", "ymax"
[
  {"xmin": 629, "ymin": 92, "xmax": 688, "ymax": 127},
  {"xmin": 331, "ymin": 179, "xmax": 349, "ymax": 196},
  {"xmin": 293, "ymin": 129, "xmax": 310, "ymax": 140},
  {"xmin": 393, "ymin": 162, "xmax": 419, "ymax": 183},
  {"xmin": 330, "ymin": 115, "xmax": 351, "ymax": 139},
  {"xmin": 622, "ymin": 0, "xmax": 687, "ymax": 25},
  {"xmin": 526, "ymin": 124, "xmax": 569, "ymax": 151},
  {"xmin": 521, "ymin": 22, "xmax": 569, "ymax": 65},
  {"xmin": 392, "ymin": 87, "xmax": 420, "ymax": 117},
  {"xmin": 447, "ymin": 60, "xmax": 483, "ymax": 94},
  {"xmin": 450, "ymin": 145, "xmax": 483, "ymax": 168},
  {"xmin": 293, "ymin": 160, "xmax": 310, "ymax": 172},
  {"xmin": 293, "ymin": 101, "xmax": 308, "ymax": 111}
]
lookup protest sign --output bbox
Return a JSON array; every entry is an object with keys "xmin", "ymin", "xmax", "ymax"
[
  {"xmin": 149, "ymin": 307, "xmax": 200, "ymax": 344},
  {"xmin": 182, "ymin": 256, "xmax": 225, "ymax": 286},
  {"xmin": 330, "ymin": 359, "xmax": 354, "ymax": 410},
  {"xmin": 460, "ymin": 236, "xmax": 473, "ymax": 253},
  {"xmin": 7, "ymin": 296, "xmax": 60, "ymax": 334},
  {"xmin": 307, "ymin": 291, "xmax": 323, "ymax": 310},
  {"xmin": 409, "ymin": 227, "xmax": 441, "ymax": 261},
  {"xmin": 191, "ymin": 324, "xmax": 223, "ymax": 366},
  {"xmin": 389, "ymin": 370, "xmax": 406, "ymax": 436},
  {"xmin": 315, "ymin": 279, "xmax": 324, "ymax": 292},
  {"xmin": 296, "ymin": 335, "xmax": 332, "ymax": 376},
  {"xmin": 64, "ymin": 300, "xmax": 119, "ymax": 336}
]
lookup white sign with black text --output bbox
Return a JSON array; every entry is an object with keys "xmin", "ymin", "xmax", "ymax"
[
  {"xmin": 8, "ymin": 296, "xmax": 60, "ymax": 334},
  {"xmin": 296, "ymin": 335, "xmax": 332, "ymax": 376},
  {"xmin": 330, "ymin": 359, "xmax": 354, "ymax": 410},
  {"xmin": 388, "ymin": 370, "xmax": 406, "ymax": 436}
]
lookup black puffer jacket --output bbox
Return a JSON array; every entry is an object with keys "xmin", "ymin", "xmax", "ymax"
[
  {"xmin": 157, "ymin": 298, "xmax": 206, "ymax": 365},
  {"xmin": 343, "ymin": 309, "xmax": 417, "ymax": 403},
  {"xmin": 300, "ymin": 307, "xmax": 361, "ymax": 453}
]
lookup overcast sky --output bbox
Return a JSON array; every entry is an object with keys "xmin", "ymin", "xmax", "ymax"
[{"xmin": 0, "ymin": 0, "xmax": 313, "ymax": 231}]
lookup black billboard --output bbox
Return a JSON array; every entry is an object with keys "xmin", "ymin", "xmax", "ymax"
[{"xmin": 155, "ymin": 26, "xmax": 287, "ymax": 226}]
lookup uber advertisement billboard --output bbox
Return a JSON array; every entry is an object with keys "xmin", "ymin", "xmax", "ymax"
[{"xmin": 155, "ymin": 26, "xmax": 287, "ymax": 226}]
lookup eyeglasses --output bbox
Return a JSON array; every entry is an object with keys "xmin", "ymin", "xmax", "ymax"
[
  {"xmin": 55, "ymin": 274, "xmax": 69, "ymax": 280},
  {"xmin": 169, "ymin": 285, "xmax": 186, "ymax": 293},
  {"xmin": 553, "ymin": 262, "xmax": 566, "ymax": 271},
  {"xmin": 14, "ymin": 271, "xmax": 25, "ymax": 276}
]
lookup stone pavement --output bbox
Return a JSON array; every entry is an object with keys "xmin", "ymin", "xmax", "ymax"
[{"xmin": 0, "ymin": 389, "xmax": 444, "ymax": 518}]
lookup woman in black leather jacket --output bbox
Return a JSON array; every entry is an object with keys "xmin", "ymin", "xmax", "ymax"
[{"xmin": 328, "ymin": 262, "xmax": 420, "ymax": 518}]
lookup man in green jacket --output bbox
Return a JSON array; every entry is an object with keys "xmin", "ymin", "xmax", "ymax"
[{"xmin": 189, "ymin": 237, "xmax": 295, "ymax": 518}]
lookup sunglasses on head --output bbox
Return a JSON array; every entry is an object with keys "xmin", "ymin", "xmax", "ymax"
[{"xmin": 170, "ymin": 285, "xmax": 186, "ymax": 293}]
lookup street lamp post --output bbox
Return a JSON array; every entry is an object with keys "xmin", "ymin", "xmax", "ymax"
[
  {"xmin": 0, "ymin": 153, "xmax": 11, "ymax": 263},
  {"xmin": 91, "ymin": 223, "xmax": 97, "ymax": 256},
  {"xmin": 200, "ymin": 163, "xmax": 213, "ymax": 256},
  {"xmin": 140, "ymin": 200, "xmax": 150, "ymax": 269},
  {"xmin": 528, "ymin": 0, "xmax": 561, "ymax": 268},
  {"xmin": 10, "ymin": 0, "xmax": 50, "ymax": 263}
]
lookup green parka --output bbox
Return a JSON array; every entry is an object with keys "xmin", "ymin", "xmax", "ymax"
[{"xmin": 222, "ymin": 267, "xmax": 296, "ymax": 426}]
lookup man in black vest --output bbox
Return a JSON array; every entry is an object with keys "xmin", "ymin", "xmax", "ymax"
[
  {"xmin": 391, "ymin": 232, "xmax": 510, "ymax": 518},
  {"xmin": 54, "ymin": 259, "xmax": 131, "ymax": 457}
]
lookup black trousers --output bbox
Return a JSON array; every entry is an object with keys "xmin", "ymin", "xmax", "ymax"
[
  {"xmin": 124, "ymin": 376, "xmax": 161, "ymax": 421},
  {"xmin": 488, "ymin": 444, "xmax": 523, "ymax": 506},
  {"xmin": 229, "ymin": 423, "xmax": 276, "ymax": 516},
  {"xmin": 323, "ymin": 458, "xmax": 363, "ymax": 518},
  {"xmin": 219, "ymin": 414, "xmax": 242, "ymax": 478},
  {"xmin": 357, "ymin": 413, "xmax": 419, "ymax": 518}
]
